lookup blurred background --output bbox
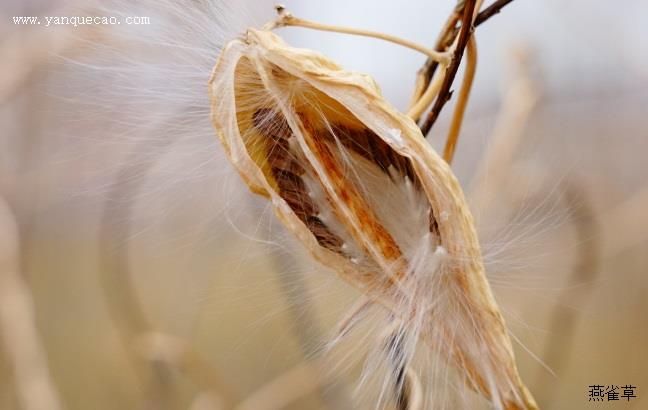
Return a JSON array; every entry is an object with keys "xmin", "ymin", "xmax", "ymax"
[{"xmin": 1, "ymin": 0, "xmax": 647, "ymax": 409}]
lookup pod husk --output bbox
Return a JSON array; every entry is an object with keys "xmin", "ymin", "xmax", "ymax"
[{"xmin": 209, "ymin": 28, "xmax": 537, "ymax": 409}]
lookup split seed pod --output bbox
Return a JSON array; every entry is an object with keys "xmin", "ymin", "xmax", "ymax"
[{"xmin": 209, "ymin": 28, "xmax": 537, "ymax": 409}]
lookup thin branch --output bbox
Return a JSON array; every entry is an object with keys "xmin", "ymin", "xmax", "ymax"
[
  {"xmin": 269, "ymin": 6, "xmax": 451, "ymax": 64},
  {"xmin": 408, "ymin": 11, "xmax": 461, "ymax": 114},
  {"xmin": 420, "ymin": 0, "xmax": 477, "ymax": 136},
  {"xmin": 475, "ymin": 0, "xmax": 516, "ymax": 27},
  {"xmin": 443, "ymin": 35, "xmax": 477, "ymax": 164},
  {"xmin": 412, "ymin": 0, "xmax": 518, "ymax": 134},
  {"xmin": 406, "ymin": 64, "xmax": 447, "ymax": 120}
]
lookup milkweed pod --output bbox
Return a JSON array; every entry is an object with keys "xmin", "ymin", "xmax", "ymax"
[{"xmin": 209, "ymin": 28, "xmax": 537, "ymax": 409}]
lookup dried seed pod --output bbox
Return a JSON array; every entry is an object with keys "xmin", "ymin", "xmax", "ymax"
[{"xmin": 209, "ymin": 28, "xmax": 537, "ymax": 409}]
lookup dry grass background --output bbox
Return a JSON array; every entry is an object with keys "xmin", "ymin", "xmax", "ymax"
[{"xmin": 1, "ymin": 0, "xmax": 647, "ymax": 409}]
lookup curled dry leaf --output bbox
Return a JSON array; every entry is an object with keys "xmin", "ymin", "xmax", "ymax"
[{"xmin": 209, "ymin": 28, "xmax": 537, "ymax": 409}]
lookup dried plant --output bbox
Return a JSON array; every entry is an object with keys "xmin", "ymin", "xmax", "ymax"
[
  {"xmin": 208, "ymin": 3, "xmax": 536, "ymax": 408},
  {"xmin": 4, "ymin": 0, "xmax": 647, "ymax": 409}
]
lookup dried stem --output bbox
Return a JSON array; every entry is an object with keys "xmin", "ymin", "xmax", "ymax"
[
  {"xmin": 443, "ymin": 35, "xmax": 477, "ymax": 164},
  {"xmin": 469, "ymin": 47, "xmax": 537, "ymax": 208},
  {"xmin": 406, "ymin": 65, "xmax": 448, "ymax": 121},
  {"xmin": 412, "ymin": 0, "xmax": 518, "ymax": 137},
  {"xmin": 475, "ymin": 0, "xmax": 516, "ymax": 26},
  {"xmin": 534, "ymin": 182, "xmax": 599, "ymax": 407},
  {"xmin": 0, "ymin": 195, "xmax": 62, "ymax": 410},
  {"xmin": 268, "ymin": 6, "xmax": 451, "ymax": 64},
  {"xmin": 420, "ymin": 0, "xmax": 477, "ymax": 136},
  {"xmin": 409, "ymin": 10, "xmax": 461, "ymax": 110}
]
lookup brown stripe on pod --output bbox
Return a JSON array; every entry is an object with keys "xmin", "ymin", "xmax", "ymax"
[
  {"xmin": 252, "ymin": 108, "xmax": 343, "ymax": 253},
  {"xmin": 299, "ymin": 117, "xmax": 407, "ymax": 281}
]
